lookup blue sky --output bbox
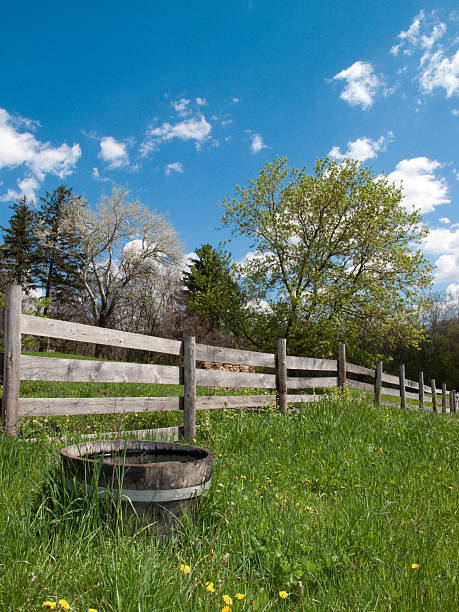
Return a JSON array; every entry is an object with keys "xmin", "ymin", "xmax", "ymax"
[{"xmin": 1, "ymin": 1, "xmax": 458, "ymax": 293}]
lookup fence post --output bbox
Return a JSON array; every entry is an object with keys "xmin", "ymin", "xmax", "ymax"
[
  {"xmin": 1, "ymin": 284, "xmax": 22, "ymax": 437},
  {"xmin": 449, "ymin": 389, "xmax": 454, "ymax": 413},
  {"xmin": 441, "ymin": 383, "xmax": 447, "ymax": 413},
  {"xmin": 419, "ymin": 371, "xmax": 425, "ymax": 411},
  {"xmin": 431, "ymin": 379, "xmax": 438, "ymax": 413},
  {"xmin": 375, "ymin": 361, "xmax": 383, "ymax": 405},
  {"xmin": 276, "ymin": 338, "xmax": 288, "ymax": 415},
  {"xmin": 338, "ymin": 344, "xmax": 347, "ymax": 390},
  {"xmin": 183, "ymin": 336, "xmax": 196, "ymax": 442},
  {"xmin": 399, "ymin": 364, "xmax": 407, "ymax": 410},
  {"xmin": 453, "ymin": 390, "xmax": 457, "ymax": 413}
]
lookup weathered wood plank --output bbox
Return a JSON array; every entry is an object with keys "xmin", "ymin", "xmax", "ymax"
[
  {"xmin": 346, "ymin": 362, "xmax": 375, "ymax": 377},
  {"xmin": 338, "ymin": 344, "xmax": 346, "ymax": 389},
  {"xmin": 18, "ymin": 396, "xmax": 181, "ymax": 417},
  {"xmin": 431, "ymin": 379, "xmax": 438, "ymax": 412},
  {"xmin": 285, "ymin": 355, "xmax": 338, "ymax": 371},
  {"xmin": 195, "ymin": 368, "xmax": 276, "ymax": 389},
  {"xmin": 183, "ymin": 336, "xmax": 196, "ymax": 441},
  {"xmin": 286, "ymin": 394, "xmax": 319, "ymax": 403},
  {"xmin": 381, "ymin": 372, "xmax": 399, "ymax": 386},
  {"xmin": 2, "ymin": 285, "xmax": 22, "ymax": 437},
  {"xmin": 26, "ymin": 426, "xmax": 184, "ymax": 443},
  {"xmin": 405, "ymin": 391, "xmax": 420, "ymax": 401},
  {"xmin": 380, "ymin": 386, "xmax": 401, "ymax": 397},
  {"xmin": 442, "ymin": 383, "xmax": 447, "ymax": 413},
  {"xmin": 347, "ymin": 379, "xmax": 375, "ymax": 393},
  {"xmin": 419, "ymin": 371, "xmax": 425, "ymax": 410},
  {"xmin": 287, "ymin": 376, "xmax": 338, "ymax": 389},
  {"xmin": 20, "ymin": 314, "xmax": 182, "ymax": 355},
  {"xmin": 196, "ymin": 343, "xmax": 275, "ymax": 368},
  {"xmin": 405, "ymin": 378, "xmax": 420, "ymax": 391},
  {"xmin": 375, "ymin": 361, "xmax": 383, "ymax": 405},
  {"xmin": 399, "ymin": 364, "xmax": 407, "ymax": 410},
  {"xmin": 0, "ymin": 309, "xmax": 4, "ymax": 332},
  {"xmin": 20, "ymin": 355, "xmax": 183, "ymax": 384},
  {"xmin": 277, "ymin": 338, "xmax": 287, "ymax": 415},
  {"xmin": 195, "ymin": 395, "xmax": 277, "ymax": 409}
]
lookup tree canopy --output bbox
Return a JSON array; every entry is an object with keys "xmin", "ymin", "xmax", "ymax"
[{"xmin": 220, "ymin": 157, "xmax": 434, "ymax": 364}]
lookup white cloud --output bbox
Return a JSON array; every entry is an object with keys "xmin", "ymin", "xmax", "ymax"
[
  {"xmin": 98, "ymin": 136, "xmax": 130, "ymax": 169},
  {"xmin": 332, "ymin": 61, "xmax": 383, "ymax": 109},
  {"xmin": 172, "ymin": 98, "xmax": 190, "ymax": 116},
  {"xmin": 446, "ymin": 283, "xmax": 459, "ymax": 300},
  {"xmin": 452, "ymin": 109, "xmax": 459, "ymax": 116},
  {"xmin": 250, "ymin": 133, "xmax": 267, "ymax": 154},
  {"xmin": 422, "ymin": 227, "xmax": 459, "ymax": 282},
  {"xmin": 232, "ymin": 97, "xmax": 239, "ymax": 103},
  {"xmin": 329, "ymin": 131, "xmax": 393, "ymax": 162},
  {"xmin": 0, "ymin": 107, "xmax": 81, "ymax": 200},
  {"xmin": 195, "ymin": 97, "xmax": 207, "ymax": 106},
  {"xmin": 165, "ymin": 161, "xmax": 184, "ymax": 175},
  {"xmin": 386, "ymin": 157, "xmax": 450, "ymax": 213},
  {"xmin": 420, "ymin": 49, "xmax": 459, "ymax": 98},
  {"xmin": 141, "ymin": 115, "xmax": 212, "ymax": 156},
  {"xmin": 439, "ymin": 217, "xmax": 451, "ymax": 224},
  {"xmin": 390, "ymin": 11, "xmax": 458, "ymax": 98},
  {"xmin": 0, "ymin": 176, "xmax": 40, "ymax": 202}
]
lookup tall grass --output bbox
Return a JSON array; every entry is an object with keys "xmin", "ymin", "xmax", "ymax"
[{"xmin": 1, "ymin": 397, "xmax": 458, "ymax": 611}]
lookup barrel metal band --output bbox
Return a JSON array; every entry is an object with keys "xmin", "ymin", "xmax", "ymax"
[{"xmin": 67, "ymin": 478, "xmax": 212, "ymax": 502}]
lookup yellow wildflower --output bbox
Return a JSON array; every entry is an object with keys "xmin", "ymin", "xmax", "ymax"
[
  {"xmin": 277, "ymin": 445, "xmax": 281, "ymax": 449},
  {"xmin": 205, "ymin": 581, "xmax": 215, "ymax": 593},
  {"xmin": 234, "ymin": 593, "xmax": 245, "ymax": 600},
  {"xmin": 240, "ymin": 475, "xmax": 246, "ymax": 479},
  {"xmin": 279, "ymin": 591, "xmax": 288, "ymax": 599},
  {"xmin": 179, "ymin": 564, "xmax": 191, "ymax": 574},
  {"xmin": 88, "ymin": 609, "xmax": 98, "ymax": 612},
  {"xmin": 411, "ymin": 563, "xmax": 420, "ymax": 569},
  {"xmin": 221, "ymin": 607, "xmax": 231, "ymax": 612},
  {"xmin": 306, "ymin": 506, "xmax": 314, "ymax": 513},
  {"xmin": 58, "ymin": 601, "xmax": 70, "ymax": 610},
  {"xmin": 42, "ymin": 604, "xmax": 57, "ymax": 610},
  {"xmin": 223, "ymin": 594, "xmax": 233, "ymax": 605}
]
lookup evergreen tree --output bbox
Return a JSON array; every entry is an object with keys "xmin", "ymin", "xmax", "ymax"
[
  {"xmin": 0, "ymin": 196, "xmax": 38, "ymax": 290},
  {"xmin": 35, "ymin": 185, "xmax": 87, "ymax": 315},
  {"xmin": 184, "ymin": 244, "xmax": 246, "ymax": 335}
]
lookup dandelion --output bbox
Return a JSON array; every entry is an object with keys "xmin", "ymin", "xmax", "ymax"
[
  {"xmin": 42, "ymin": 603, "xmax": 57, "ymax": 609},
  {"xmin": 218, "ymin": 453, "xmax": 223, "ymax": 457},
  {"xmin": 205, "ymin": 581, "xmax": 215, "ymax": 593},
  {"xmin": 221, "ymin": 607, "xmax": 231, "ymax": 612},
  {"xmin": 179, "ymin": 564, "xmax": 191, "ymax": 574},
  {"xmin": 277, "ymin": 445, "xmax": 281, "ymax": 449},
  {"xmin": 411, "ymin": 563, "xmax": 420, "ymax": 569},
  {"xmin": 240, "ymin": 475, "xmax": 246, "ymax": 479},
  {"xmin": 58, "ymin": 601, "xmax": 70, "ymax": 610},
  {"xmin": 33, "ymin": 419, "xmax": 38, "ymax": 423},
  {"xmin": 88, "ymin": 609, "xmax": 98, "ymax": 612},
  {"xmin": 279, "ymin": 590, "xmax": 288, "ymax": 599},
  {"xmin": 234, "ymin": 593, "xmax": 245, "ymax": 600},
  {"xmin": 223, "ymin": 594, "xmax": 233, "ymax": 605},
  {"xmin": 448, "ymin": 486, "xmax": 453, "ymax": 490}
]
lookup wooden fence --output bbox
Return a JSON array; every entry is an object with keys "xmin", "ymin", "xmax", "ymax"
[{"xmin": 1, "ymin": 285, "xmax": 457, "ymax": 439}]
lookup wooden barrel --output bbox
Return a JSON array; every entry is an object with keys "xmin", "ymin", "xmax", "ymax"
[{"xmin": 61, "ymin": 440, "xmax": 214, "ymax": 533}]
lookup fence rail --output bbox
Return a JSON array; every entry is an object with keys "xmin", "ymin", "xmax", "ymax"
[{"xmin": 0, "ymin": 285, "xmax": 457, "ymax": 439}]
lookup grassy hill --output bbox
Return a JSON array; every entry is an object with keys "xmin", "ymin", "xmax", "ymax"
[{"xmin": 0, "ymin": 396, "xmax": 457, "ymax": 610}]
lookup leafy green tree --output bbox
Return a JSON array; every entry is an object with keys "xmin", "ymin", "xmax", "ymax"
[
  {"xmin": 220, "ymin": 157, "xmax": 433, "ymax": 364},
  {"xmin": 0, "ymin": 196, "xmax": 38, "ymax": 291},
  {"xmin": 184, "ymin": 244, "xmax": 246, "ymax": 335},
  {"xmin": 35, "ymin": 185, "xmax": 87, "ymax": 316}
]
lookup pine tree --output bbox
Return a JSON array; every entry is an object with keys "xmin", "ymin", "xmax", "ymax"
[
  {"xmin": 35, "ymin": 185, "xmax": 87, "ymax": 315},
  {"xmin": 0, "ymin": 196, "xmax": 38, "ymax": 290},
  {"xmin": 184, "ymin": 244, "xmax": 245, "ymax": 334}
]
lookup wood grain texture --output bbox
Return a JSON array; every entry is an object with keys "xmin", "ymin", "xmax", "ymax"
[
  {"xmin": 18, "ymin": 396, "xmax": 181, "ymax": 417},
  {"xmin": 285, "ymin": 355, "xmax": 337, "ymax": 371},
  {"xmin": 21, "ymin": 314, "xmax": 182, "ymax": 355},
  {"xmin": 338, "ymin": 343, "xmax": 346, "ymax": 389},
  {"xmin": 277, "ymin": 338, "xmax": 288, "ymax": 415},
  {"xmin": 195, "ymin": 368, "xmax": 276, "ymax": 389},
  {"xmin": 2, "ymin": 285, "xmax": 22, "ymax": 436},
  {"xmin": 399, "ymin": 364, "xmax": 407, "ymax": 410},
  {"xmin": 381, "ymin": 372, "xmax": 399, "ymax": 385},
  {"xmin": 183, "ymin": 336, "xmax": 196, "ymax": 441},
  {"xmin": 346, "ymin": 362, "xmax": 375, "ymax": 377},
  {"xmin": 195, "ymin": 395, "xmax": 277, "ymax": 409},
  {"xmin": 20, "ymin": 355, "xmax": 182, "ymax": 384},
  {"xmin": 419, "ymin": 371, "xmax": 425, "ymax": 411},
  {"xmin": 287, "ymin": 376, "xmax": 338, "ymax": 389},
  {"xmin": 405, "ymin": 378, "xmax": 420, "ymax": 391},
  {"xmin": 441, "ymin": 383, "xmax": 447, "ymax": 413},
  {"xmin": 196, "ymin": 343, "xmax": 275, "ymax": 368},
  {"xmin": 285, "ymin": 394, "xmax": 319, "ymax": 403},
  {"xmin": 375, "ymin": 361, "xmax": 383, "ymax": 405},
  {"xmin": 380, "ymin": 386, "xmax": 401, "ymax": 397},
  {"xmin": 347, "ymin": 379, "xmax": 375, "ymax": 393},
  {"xmin": 431, "ymin": 379, "xmax": 438, "ymax": 413}
]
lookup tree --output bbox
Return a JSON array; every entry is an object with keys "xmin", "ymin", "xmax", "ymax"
[
  {"xmin": 0, "ymin": 196, "xmax": 38, "ymax": 291},
  {"xmin": 35, "ymin": 185, "xmax": 87, "ymax": 316},
  {"xmin": 220, "ymin": 157, "xmax": 434, "ymax": 364},
  {"xmin": 70, "ymin": 186, "xmax": 182, "ymax": 355},
  {"xmin": 183, "ymin": 244, "xmax": 246, "ymax": 337}
]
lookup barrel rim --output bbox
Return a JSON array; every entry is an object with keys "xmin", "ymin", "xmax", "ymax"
[{"xmin": 60, "ymin": 439, "xmax": 214, "ymax": 468}]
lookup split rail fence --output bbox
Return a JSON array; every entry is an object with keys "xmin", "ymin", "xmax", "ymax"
[{"xmin": 1, "ymin": 285, "xmax": 457, "ymax": 440}]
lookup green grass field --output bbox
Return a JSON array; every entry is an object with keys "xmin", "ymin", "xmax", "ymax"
[{"xmin": 1, "ymin": 391, "xmax": 458, "ymax": 611}]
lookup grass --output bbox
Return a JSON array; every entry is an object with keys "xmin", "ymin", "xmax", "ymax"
[{"xmin": 1, "ymin": 394, "xmax": 458, "ymax": 611}]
